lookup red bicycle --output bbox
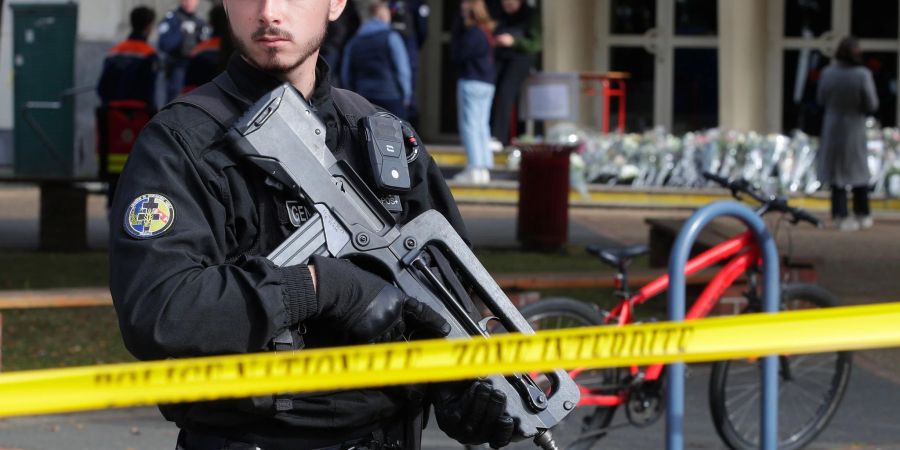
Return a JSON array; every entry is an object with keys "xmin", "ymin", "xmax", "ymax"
[{"xmin": 518, "ymin": 174, "xmax": 852, "ymax": 450}]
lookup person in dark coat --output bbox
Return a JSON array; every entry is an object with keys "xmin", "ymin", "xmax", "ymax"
[
  {"xmin": 389, "ymin": 0, "xmax": 429, "ymax": 126},
  {"xmin": 320, "ymin": 0, "xmax": 361, "ymax": 87},
  {"xmin": 96, "ymin": 5, "xmax": 159, "ymax": 205},
  {"xmin": 342, "ymin": 0, "xmax": 412, "ymax": 119},
  {"xmin": 816, "ymin": 36, "xmax": 879, "ymax": 231},
  {"xmin": 490, "ymin": 0, "xmax": 541, "ymax": 145},
  {"xmin": 97, "ymin": 5, "xmax": 159, "ymax": 109},
  {"xmin": 182, "ymin": 5, "xmax": 230, "ymax": 93}
]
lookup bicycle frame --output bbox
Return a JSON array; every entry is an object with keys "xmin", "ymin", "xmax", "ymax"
[{"xmin": 576, "ymin": 230, "xmax": 761, "ymax": 408}]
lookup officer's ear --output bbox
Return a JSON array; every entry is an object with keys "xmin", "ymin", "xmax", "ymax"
[{"xmin": 328, "ymin": 0, "xmax": 348, "ymax": 21}]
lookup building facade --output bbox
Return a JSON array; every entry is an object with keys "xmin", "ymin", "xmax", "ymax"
[
  {"xmin": 2, "ymin": 0, "xmax": 899, "ymax": 170},
  {"xmin": 420, "ymin": 0, "xmax": 900, "ymax": 139}
]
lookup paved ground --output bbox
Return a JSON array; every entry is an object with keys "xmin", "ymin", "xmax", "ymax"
[{"xmin": 0, "ymin": 187, "xmax": 898, "ymax": 449}]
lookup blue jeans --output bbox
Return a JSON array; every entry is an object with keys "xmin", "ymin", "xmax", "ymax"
[{"xmin": 457, "ymin": 80, "xmax": 496, "ymax": 169}]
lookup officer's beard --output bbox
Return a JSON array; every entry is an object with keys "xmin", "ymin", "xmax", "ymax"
[{"xmin": 233, "ymin": 15, "xmax": 327, "ymax": 76}]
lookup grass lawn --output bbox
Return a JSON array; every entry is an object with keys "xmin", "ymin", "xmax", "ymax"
[
  {"xmin": 0, "ymin": 247, "xmax": 656, "ymax": 372},
  {"xmin": 0, "ymin": 252, "xmax": 134, "ymax": 371}
]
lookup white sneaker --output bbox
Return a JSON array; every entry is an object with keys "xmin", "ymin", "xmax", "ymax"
[
  {"xmin": 452, "ymin": 168, "xmax": 477, "ymax": 183},
  {"xmin": 856, "ymin": 215, "xmax": 874, "ymax": 229},
  {"xmin": 835, "ymin": 217, "xmax": 860, "ymax": 232},
  {"xmin": 475, "ymin": 168, "xmax": 491, "ymax": 184},
  {"xmin": 489, "ymin": 138, "xmax": 504, "ymax": 153}
]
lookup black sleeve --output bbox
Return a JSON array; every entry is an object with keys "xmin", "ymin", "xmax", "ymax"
[
  {"xmin": 109, "ymin": 116, "xmax": 317, "ymax": 361},
  {"xmin": 425, "ymin": 155, "xmax": 470, "ymax": 244},
  {"xmin": 397, "ymin": 149, "xmax": 470, "ymax": 245}
]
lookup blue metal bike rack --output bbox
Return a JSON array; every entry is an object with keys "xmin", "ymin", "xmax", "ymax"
[{"xmin": 666, "ymin": 201, "xmax": 780, "ymax": 450}]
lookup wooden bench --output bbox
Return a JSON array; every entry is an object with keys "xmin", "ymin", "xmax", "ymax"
[{"xmin": 0, "ymin": 178, "xmax": 97, "ymax": 251}]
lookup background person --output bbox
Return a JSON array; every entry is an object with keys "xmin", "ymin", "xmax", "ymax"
[
  {"xmin": 816, "ymin": 36, "xmax": 879, "ymax": 231},
  {"xmin": 157, "ymin": 0, "xmax": 209, "ymax": 101},
  {"xmin": 452, "ymin": 0, "xmax": 496, "ymax": 185},
  {"xmin": 341, "ymin": 0, "xmax": 412, "ymax": 119},
  {"xmin": 320, "ymin": 0, "xmax": 361, "ymax": 87},
  {"xmin": 389, "ymin": 0, "xmax": 429, "ymax": 126},
  {"xmin": 490, "ymin": 0, "xmax": 542, "ymax": 146},
  {"xmin": 182, "ymin": 5, "xmax": 231, "ymax": 93},
  {"xmin": 96, "ymin": 5, "xmax": 159, "ymax": 206},
  {"xmin": 109, "ymin": 0, "xmax": 514, "ymax": 448},
  {"xmin": 97, "ymin": 5, "xmax": 159, "ymax": 109}
]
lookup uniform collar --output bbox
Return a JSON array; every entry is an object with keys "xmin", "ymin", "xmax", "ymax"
[
  {"xmin": 225, "ymin": 53, "xmax": 342, "ymax": 154},
  {"xmin": 225, "ymin": 53, "xmax": 335, "ymax": 111}
]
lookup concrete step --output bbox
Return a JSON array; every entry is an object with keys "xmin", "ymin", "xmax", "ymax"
[
  {"xmin": 428, "ymin": 144, "xmax": 511, "ymax": 169},
  {"xmin": 428, "ymin": 145, "xmax": 900, "ymax": 212},
  {"xmin": 446, "ymin": 181, "xmax": 900, "ymax": 212}
]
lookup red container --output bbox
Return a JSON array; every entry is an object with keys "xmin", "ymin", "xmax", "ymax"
[{"xmin": 516, "ymin": 144, "xmax": 573, "ymax": 250}]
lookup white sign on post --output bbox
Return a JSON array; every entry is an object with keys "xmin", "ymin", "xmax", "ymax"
[
  {"xmin": 527, "ymin": 84, "xmax": 571, "ymax": 121},
  {"xmin": 518, "ymin": 72, "xmax": 579, "ymax": 124}
]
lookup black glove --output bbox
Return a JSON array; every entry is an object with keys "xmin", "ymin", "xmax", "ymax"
[
  {"xmin": 433, "ymin": 380, "xmax": 516, "ymax": 448},
  {"xmin": 310, "ymin": 255, "xmax": 450, "ymax": 343}
]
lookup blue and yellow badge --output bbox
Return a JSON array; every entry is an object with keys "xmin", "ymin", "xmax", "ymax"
[{"xmin": 124, "ymin": 194, "xmax": 175, "ymax": 239}]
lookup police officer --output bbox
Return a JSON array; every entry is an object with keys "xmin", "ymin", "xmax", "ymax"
[
  {"xmin": 158, "ymin": 0, "xmax": 209, "ymax": 101},
  {"xmin": 109, "ymin": 0, "xmax": 515, "ymax": 449},
  {"xmin": 342, "ymin": 0, "xmax": 412, "ymax": 119}
]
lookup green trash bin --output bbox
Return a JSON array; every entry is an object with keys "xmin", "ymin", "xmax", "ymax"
[{"xmin": 11, "ymin": 3, "xmax": 78, "ymax": 177}]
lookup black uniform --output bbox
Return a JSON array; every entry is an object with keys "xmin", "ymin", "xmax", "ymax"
[{"xmin": 109, "ymin": 55, "xmax": 467, "ymax": 449}]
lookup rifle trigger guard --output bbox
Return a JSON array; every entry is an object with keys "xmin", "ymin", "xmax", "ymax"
[{"xmin": 478, "ymin": 316, "xmax": 500, "ymax": 335}]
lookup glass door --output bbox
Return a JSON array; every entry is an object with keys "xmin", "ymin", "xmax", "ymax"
[
  {"xmin": 768, "ymin": 0, "xmax": 899, "ymax": 133},
  {"xmin": 597, "ymin": 0, "xmax": 719, "ymax": 133}
]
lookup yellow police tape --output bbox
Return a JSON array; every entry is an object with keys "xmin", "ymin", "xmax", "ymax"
[{"xmin": 3, "ymin": 302, "xmax": 900, "ymax": 418}]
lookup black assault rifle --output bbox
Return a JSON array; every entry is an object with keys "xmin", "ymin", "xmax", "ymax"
[{"xmin": 225, "ymin": 85, "xmax": 579, "ymax": 449}]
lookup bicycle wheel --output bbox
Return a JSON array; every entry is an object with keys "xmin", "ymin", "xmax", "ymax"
[
  {"xmin": 519, "ymin": 298, "xmax": 624, "ymax": 450},
  {"xmin": 709, "ymin": 283, "xmax": 853, "ymax": 450}
]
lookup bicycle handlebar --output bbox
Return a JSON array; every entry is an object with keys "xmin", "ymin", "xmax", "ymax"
[{"xmin": 702, "ymin": 172, "xmax": 822, "ymax": 228}]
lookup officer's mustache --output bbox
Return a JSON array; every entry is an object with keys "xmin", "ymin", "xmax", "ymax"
[{"xmin": 251, "ymin": 26, "xmax": 294, "ymax": 41}]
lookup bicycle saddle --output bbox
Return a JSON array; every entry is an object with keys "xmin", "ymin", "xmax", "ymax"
[{"xmin": 586, "ymin": 244, "xmax": 650, "ymax": 269}]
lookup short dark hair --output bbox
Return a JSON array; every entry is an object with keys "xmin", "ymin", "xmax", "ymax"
[
  {"xmin": 368, "ymin": 0, "xmax": 389, "ymax": 18},
  {"xmin": 835, "ymin": 36, "xmax": 863, "ymax": 66},
  {"xmin": 130, "ymin": 6, "xmax": 156, "ymax": 33},
  {"xmin": 209, "ymin": 5, "xmax": 228, "ymax": 37}
]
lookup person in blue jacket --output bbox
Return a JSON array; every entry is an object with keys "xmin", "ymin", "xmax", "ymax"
[
  {"xmin": 157, "ymin": 0, "xmax": 209, "ymax": 101},
  {"xmin": 342, "ymin": 0, "xmax": 412, "ymax": 119}
]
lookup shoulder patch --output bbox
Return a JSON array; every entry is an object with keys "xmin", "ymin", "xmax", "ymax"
[{"xmin": 124, "ymin": 194, "xmax": 176, "ymax": 239}]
